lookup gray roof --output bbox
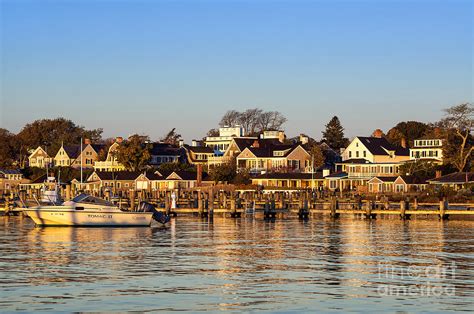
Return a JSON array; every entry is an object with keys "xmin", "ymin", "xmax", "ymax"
[
  {"xmin": 357, "ymin": 137, "xmax": 409, "ymax": 157},
  {"xmin": 427, "ymin": 172, "xmax": 474, "ymax": 184},
  {"xmin": 0, "ymin": 169, "xmax": 22, "ymax": 175}
]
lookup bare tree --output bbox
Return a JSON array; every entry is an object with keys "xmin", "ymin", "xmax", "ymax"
[
  {"xmin": 238, "ymin": 108, "xmax": 263, "ymax": 135},
  {"xmin": 219, "ymin": 110, "xmax": 241, "ymax": 127},
  {"xmin": 439, "ymin": 103, "xmax": 473, "ymax": 172},
  {"xmin": 268, "ymin": 111, "xmax": 287, "ymax": 130},
  {"xmin": 257, "ymin": 111, "xmax": 273, "ymax": 131}
]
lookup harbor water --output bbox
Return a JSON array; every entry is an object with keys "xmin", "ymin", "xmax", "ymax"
[{"xmin": 1, "ymin": 215, "xmax": 473, "ymax": 312}]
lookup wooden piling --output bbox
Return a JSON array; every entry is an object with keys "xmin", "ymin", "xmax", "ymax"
[
  {"xmin": 209, "ymin": 189, "xmax": 214, "ymax": 218},
  {"xmin": 65, "ymin": 185, "xmax": 71, "ymax": 201},
  {"xmin": 130, "ymin": 189, "xmax": 136, "ymax": 211},
  {"xmin": 439, "ymin": 198, "xmax": 449, "ymax": 220}
]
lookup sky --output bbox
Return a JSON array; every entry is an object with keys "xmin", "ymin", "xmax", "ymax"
[{"xmin": 1, "ymin": 0, "xmax": 472, "ymax": 142}]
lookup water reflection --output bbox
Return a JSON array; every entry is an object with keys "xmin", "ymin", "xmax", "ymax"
[{"xmin": 0, "ymin": 216, "xmax": 473, "ymax": 312}]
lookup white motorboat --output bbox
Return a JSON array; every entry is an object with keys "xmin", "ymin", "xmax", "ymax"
[{"xmin": 23, "ymin": 194, "xmax": 170, "ymax": 227}]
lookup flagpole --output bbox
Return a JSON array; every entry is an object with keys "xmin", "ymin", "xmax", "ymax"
[{"xmin": 80, "ymin": 138, "xmax": 83, "ymax": 191}]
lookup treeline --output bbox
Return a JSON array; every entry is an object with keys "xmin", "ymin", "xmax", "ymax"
[
  {"xmin": 0, "ymin": 103, "xmax": 472, "ymax": 173},
  {"xmin": 0, "ymin": 118, "xmax": 104, "ymax": 168}
]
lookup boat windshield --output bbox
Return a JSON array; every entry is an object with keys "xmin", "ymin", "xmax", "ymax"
[{"xmin": 70, "ymin": 194, "xmax": 115, "ymax": 207}]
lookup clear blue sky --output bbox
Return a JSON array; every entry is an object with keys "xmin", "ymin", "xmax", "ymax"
[{"xmin": 1, "ymin": 0, "xmax": 472, "ymax": 142}]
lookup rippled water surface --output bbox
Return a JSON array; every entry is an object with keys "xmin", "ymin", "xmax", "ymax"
[{"xmin": 1, "ymin": 215, "xmax": 473, "ymax": 312}]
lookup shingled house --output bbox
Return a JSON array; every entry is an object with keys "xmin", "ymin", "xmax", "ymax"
[
  {"xmin": 427, "ymin": 172, "xmax": 474, "ymax": 190},
  {"xmin": 149, "ymin": 143, "xmax": 185, "ymax": 166},
  {"xmin": 236, "ymin": 140, "xmax": 311, "ymax": 174},
  {"xmin": 54, "ymin": 139, "xmax": 105, "ymax": 168},
  {"xmin": 333, "ymin": 132, "xmax": 410, "ymax": 191},
  {"xmin": 28, "ymin": 146, "xmax": 53, "ymax": 168}
]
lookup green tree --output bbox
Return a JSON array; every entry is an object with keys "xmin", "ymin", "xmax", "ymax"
[
  {"xmin": 115, "ymin": 135, "xmax": 152, "ymax": 171},
  {"xmin": 161, "ymin": 128, "xmax": 181, "ymax": 146},
  {"xmin": 438, "ymin": 103, "xmax": 473, "ymax": 172},
  {"xmin": 386, "ymin": 121, "xmax": 430, "ymax": 146},
  {"xmin": 307, "ymin": 144, "xmax": 325, "ymax": 170},
  {"xmin": 209, "ymin": 159, "xmax": 237, "ymax": 183},
  {"xmin": 15, "ymin": 118, "xmax": 103, "ymax": 165},
  {"xmin": 0, "ymin": 128, "xmax": 16, "ymax": 167},
  {"xmin": 321, "ymin": 116, "xmax": 348, "ymax": 150}
]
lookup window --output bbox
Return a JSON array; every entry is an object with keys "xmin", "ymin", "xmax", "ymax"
[
  {"xmin": 363, "ymin": 151, "xmax": 367, "ymax": 158},
  {"xmin": 356, "ymin": 151, "xmax": 359, "ymax": 158},
  {"xmin": 349, "ymin": 151, "xmax": 352, "ymax": 158}
]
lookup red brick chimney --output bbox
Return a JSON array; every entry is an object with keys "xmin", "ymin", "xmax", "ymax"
[
  {"xmin": 252, "ymin": 140, "xmax": 260, "ymax": 148},
  {"xmin": 84, "ymin": 138, "xmax": 91, "ymax": 145},
  {"xmin": 436, "ymin": 170, "xmax": 442, "ymax": 178},
  {"xmin": 197, "ymin": 164, "xmax": 202, "ymax": 186},
  {"xmin": 116, "ymin": 137, "xmax": 123, "ymax": 143}
]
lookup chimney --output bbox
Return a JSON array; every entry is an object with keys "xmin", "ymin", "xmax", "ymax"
[
  {"xmin": 116, "ymin": 137, "xmax": 123, "ymax": 143},
  {"xmin": 323, "ymin": 169, "xmax": 330, "ymax": 177},
  {"xmin": 299, "ymin": 134, "xmax": 309, "ymax": 145},
  {"xmin": 196, "ymin": 164, "xmax": 202, "ymax": 186},
  {"xmin": 400, "ymin": 137, "xmax": 407, "ymax": 148},
  {"xmin": 278, "ymin": 131, "xmax": 285, "ymax": 143},
  {"xmin": 192, "ymin": 140, "xmax": 198, "ymax": 147},
  {"xmin": 436, "ymin": 170, "xmax": 442, "ymax": 178},
  {"xmin": 84, "ymin": 138, "xmax": 91, "ymax": 145},
  {"xmin": 179, "ymin": 139, "xmax": 184, "ymax": 147},
  {"xmin": 373, "ymin": 129, "xmax": 383, "ymax": 138},
  {"xmin": 251, "ymin": 140, "xmax": 260, "ymax": 148}
]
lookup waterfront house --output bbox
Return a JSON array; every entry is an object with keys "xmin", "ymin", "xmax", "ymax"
[
  {"xmin": 207, "ymin": 130, "xmax": 288, "ymax": 168},
  {"xmin": 368, "ymin": 175, "xmax": 428, "ymax": 193},
  {"xmin": 409, "ymin": 138, "xmax": 444, "ymax": 163},
  {"xmin": 0, "ymin": 169, "xmax": 28, "ymax": 194},
  {"xmin": 93, "ymin": 138, "xmax": 126, "ymax": 171},
  {"xmin": 135, "ymin": 170, "xmax": 213, "ymax": 191},
  {"xmin": 427, "ymin": 172, "xmax": 474, "ymax": 190},
  {"xmin": 204, "ymin": 125, "xmax": 249, "ymax": 155},
  {"xmin": 236, "ymin": 140, "xmax": 311, "ymax": 174},
  {"xmin": 334, "ymin": 133, "xmax": 410, "ymax": 191},
  {"xmin": 183, "ymin": 144, "xmax": 215, "ymax": 166},
  {"xmin": 54, "ymin": 139, "xmax": 105, "ymax": 169},
  {"xmin": 149, "ymin": 142, "xmax": 184, "ymax": 166},
  {"xmin": 54, "ymin": 144, "xmax": 81, "ymax": 167},
  {"xmin": 84, "ymin": 170, "xmax": 141, "ymax": 194},
  {"xmin": 251, "ymin": 172, "xmax": 325, "ymax": 189},
  {"xmin": 28, "ymin": 146, "xmax": 53, "ymax": 168}
]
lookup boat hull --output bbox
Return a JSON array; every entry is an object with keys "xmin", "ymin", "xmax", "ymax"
[{"xmin": 24, "ymin": 208, "xmax": 153, "ymax": 227}]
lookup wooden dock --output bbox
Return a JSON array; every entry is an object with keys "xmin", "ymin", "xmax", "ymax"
[{"xmin": 1, "ymin": 187, "xmax": 473, "ymax": 220}]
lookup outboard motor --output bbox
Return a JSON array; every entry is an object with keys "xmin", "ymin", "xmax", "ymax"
[{"xmin": 138, "ymin": 202, "xmax": 171, "ymax": 225}]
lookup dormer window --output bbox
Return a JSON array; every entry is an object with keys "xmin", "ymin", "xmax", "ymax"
[{"xmin": 273, "ymin": 151, "xmax": 285, "ymax": 157}]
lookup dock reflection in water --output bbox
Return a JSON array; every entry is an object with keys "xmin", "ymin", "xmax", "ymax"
[{"xmin": 0, "ymin": 216, "xmax": 473, "ymax": 312}]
